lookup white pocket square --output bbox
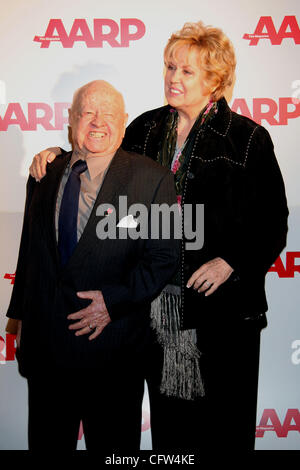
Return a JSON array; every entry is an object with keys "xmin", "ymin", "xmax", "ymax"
[{"xmin": 117, "ymin": 214, "xmax": 138, "ymax": 228}]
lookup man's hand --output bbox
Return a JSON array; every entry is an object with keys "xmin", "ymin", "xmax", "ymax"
[
  {"xmin": 187, "ymin": 257, "xmax": 234, "ymax": 296},
  {"xmin": 29, "ymin": 147, "xmax": 60, "ymax": 181},
  {"xmin": 67, "ymin": 290, "xmax": 111, "ymax": 340}
]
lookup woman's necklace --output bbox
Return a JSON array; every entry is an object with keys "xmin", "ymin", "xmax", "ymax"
[{"xmin": 171, "ymin": 141, "xmax": 186, "ymax": 173}]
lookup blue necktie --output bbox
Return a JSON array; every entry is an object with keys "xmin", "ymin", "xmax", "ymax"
[{"xmin": 58, "ymin": 159, "xmax": 88, "ymax": 266}]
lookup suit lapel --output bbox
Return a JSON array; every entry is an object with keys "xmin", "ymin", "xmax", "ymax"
[
  {"xmin": 39, "ymin": 152, "xmax": 72, "ymax": 268},
  {"xmin": 66, "ymin": 147, "xmax": 132, "ymax": 266}
]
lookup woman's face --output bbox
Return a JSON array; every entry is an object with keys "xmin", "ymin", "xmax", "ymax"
[{"xmin": 164, "ymin": 45, "xmax": 211, "ymax": 118}]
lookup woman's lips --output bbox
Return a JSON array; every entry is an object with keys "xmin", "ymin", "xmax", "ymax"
[{"xmin": 168, "ymin": 87, "xmax": 183, "ymax": 96}]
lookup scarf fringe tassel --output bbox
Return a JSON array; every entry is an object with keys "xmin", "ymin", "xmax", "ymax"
[{"xmin": 150, "ymin": 291, "xmax": 205, "ymax": 400}]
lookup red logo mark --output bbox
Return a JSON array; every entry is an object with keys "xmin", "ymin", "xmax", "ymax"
[
  {"xmin": 4, "ymin": 272, "xmax": 15, "ymax": 284},
  {"xmin": 256, "ymin": 409, "xmax": 300, "ymax": 438},
  {"xmin": 34, "ymin": 18, "xmax": 146, "ymax": 48},
  {"xmin": 0, "ymin": 103, "xmax": 70, "ymax": 131},
  {"xmin": 243, "ymin": 16, "xmax": 300, "ymax": 45},
  {"xmin": 141, "ymin": 409, "xmax": 150, "ymax": 432},
  {"xmin": 0, "ymin": 334, "xmax": 17, "ymax": 362},
  {"xmin": 268, "ymin": 252, "xmax": 300, "ymax": 278},
  {"xmin": 231, "ymin": 98, "xmax": 300, "ymax": 126}
]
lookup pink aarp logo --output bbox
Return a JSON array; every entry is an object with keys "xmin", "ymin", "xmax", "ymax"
[
  {"xmin": 231, "ymin": 98, "xmax": 300, "ymax": 126},
  {"xmin": 243, "ymin": 16, "xmax": 300, "ymax": 45},
  {"xmin": 256, "ymin": 409, "xmax": 300, "ymax": 438},
  {"xmin": 34, "ymin": 18, "xmax": 146, "ymax": 48}
]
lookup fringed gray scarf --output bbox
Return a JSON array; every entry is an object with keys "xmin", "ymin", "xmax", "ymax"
[{"xmin": 151, "ymin": 286, "xmax": 205, "ymax": 400}]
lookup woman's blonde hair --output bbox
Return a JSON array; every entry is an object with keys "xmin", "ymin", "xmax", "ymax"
[{"xmin": 164, "ymin": 21, "xmax": 236, "ymax": 101}]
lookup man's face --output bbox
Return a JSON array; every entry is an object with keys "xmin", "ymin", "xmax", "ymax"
[{"xmin": 70, "ymin": 84, "xmax": 128, "ymax": 157}]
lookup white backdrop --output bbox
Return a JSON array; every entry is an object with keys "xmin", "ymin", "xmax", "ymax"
[{"xmin": 0, "ymin": 0, "xmax": 299, "ymax": 451}]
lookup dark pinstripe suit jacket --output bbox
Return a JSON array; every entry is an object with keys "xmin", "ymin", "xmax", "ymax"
[{"xmin": 7, "ymin": 147, "xmax": 179, "ymax": 375}]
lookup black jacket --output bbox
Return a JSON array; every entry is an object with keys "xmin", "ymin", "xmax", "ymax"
[
  {"xmin": 122, "ymin": 98, "xmax": 289, "ymax": 331},
  {"xmin": 7, "ymin": 148, "xmax": 179, "ymax": 375}
]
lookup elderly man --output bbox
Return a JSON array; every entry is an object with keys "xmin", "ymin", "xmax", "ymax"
[{"xmin": 6, "ymin": 80, "xmax": 179, "ymax": 451}]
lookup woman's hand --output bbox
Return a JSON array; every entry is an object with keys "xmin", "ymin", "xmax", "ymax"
[
  {"xmin": 29, "ymin": 147, "xmax": 61, "ymax": 181},
  {"xmin": 187, "ymin": 257, "xmax": 234, "ymax": 296}
]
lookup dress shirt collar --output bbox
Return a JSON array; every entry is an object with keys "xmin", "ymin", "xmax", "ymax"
[{"xmin": 70, "ymin": 150, "xmax": 115, "ymax": 180}]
